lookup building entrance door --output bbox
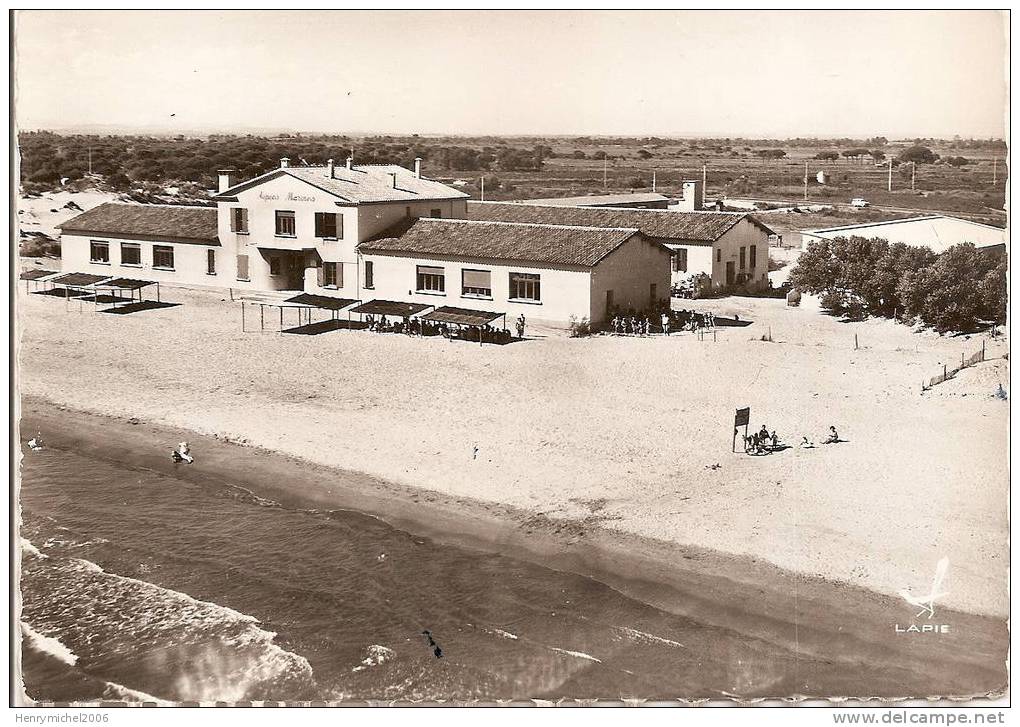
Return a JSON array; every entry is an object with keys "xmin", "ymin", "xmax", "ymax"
[
  {"xmin": 286, "ymin": 255, "xmax": 305, "ymax": 290},
  {"xmin": 726, "ymin": 261, "xmax": 736, "ymax": 286},
  {"xmin": 605, "ymin": 289, "xmax": 614, "ymax": 317}
]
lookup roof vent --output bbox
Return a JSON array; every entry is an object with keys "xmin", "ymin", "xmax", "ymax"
[
  {"xmin": 414, "ymin": 157, "xmax": 422, "ymax": 179},
  {"xmin": 326, "ymin": 159, "xmax": 335, "ymax": 178},
  {"xmin": 346, "ymin": 157, "xmax": 353, "ymax": 170},
  {"xmin": 280, "ymin": 158, "xmax": 290, "ymax": 169},
  {"xmin": 388, "ymin": 172, "xmax": 398, "ymax": 189}
]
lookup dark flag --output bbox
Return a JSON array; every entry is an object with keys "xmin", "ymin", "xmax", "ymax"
[{"xmin": 734, "ymin": 407, "xmax": 750, "ymax": 427}]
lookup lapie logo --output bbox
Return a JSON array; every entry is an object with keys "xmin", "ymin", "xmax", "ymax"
[{"xmin": 895, "ymin": 557, "xmax": 951, "ymax": 634}]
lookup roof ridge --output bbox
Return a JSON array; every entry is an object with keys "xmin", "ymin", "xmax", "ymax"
[
  {"xmin": 418, "ymin": 218, "xmax": 638, "ymax": 234},
  {"xmin": 805, "ymin": 215, "xmax": 947, "ymax": 234},
  {"xmin": 96, "ymin": 201, "xmax": 215, "ymax": 210},
  {"xmin": 476, "ymin": 200, "xmax": 743, "ymax": 217}
]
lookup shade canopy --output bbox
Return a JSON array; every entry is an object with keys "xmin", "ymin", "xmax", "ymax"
[
  {"xmin": 20, "ymin": 269, "xmax": 59, "ymax": 281},
  {"xmin": 421, "ymin": 306, "xmax": 504, "ymax": 327},
  {"xmin": 49, "ymin": 272, "xmax": 112, "ymax": 287},
  {"xmin": 284, "ymin": 293, "xmax": 358, "ymax": 310},
  {"xmin": 99, "ymin": 277, "xmax": 157, "ymax": 290},
  {"xmin": 350, "ymin": 300, "xmax": 432, "ymax": 318}
]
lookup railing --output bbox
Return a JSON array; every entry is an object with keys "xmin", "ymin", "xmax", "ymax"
[{"xmin": 921, "ymin": 341, "xmax": 1002, "ymax": 392}]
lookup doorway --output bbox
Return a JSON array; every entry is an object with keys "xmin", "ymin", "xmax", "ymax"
[{"xmin": 726, "ymin": 261, "xmax": 736, "ymax": 286}]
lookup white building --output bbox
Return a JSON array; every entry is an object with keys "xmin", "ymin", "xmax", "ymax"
[
  {"xmin": 360, "ymin": 218, "xmax": 671, "ymax": 325},
  {"xmin": 800, "ymin": 215, "xmax": 1007, "ymax": 254},
  {"xmin": 466, "ymin": 201, "xmax": 775, "ymax": 290}
]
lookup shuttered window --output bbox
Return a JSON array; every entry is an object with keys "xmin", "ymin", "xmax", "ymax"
[
  {"xmin": 364, "ymin": 260, "xmax": 374, "ymax": 289},
  {"xmin": 236, "ymin": 254, "xmax": 250, "ymax": 281},
  {"xmin": 275, "ymin": 210, "xmax": 296, "ymax": 236},
  {"xmin": 120, "ymin": 243, "xmax": 141, "ymax": 266},
  {"xmin": 315, "ymin": 212, "xmax": 339, "ymax": 239},
  {"xmin": 750, "ymin": 245, "xmax": 757, "ymax": 268},
  {"xmin": 739, "ymin": 246, "xmax": 746, "ymax": 270},
  {"xmin": 231, "ymin": 208, "xmax": 249, "ymax": 233},
  {"xmin": 462, "ymin": 269, "xmax": 491, "ymax": 297},
  {"xmin": 321, "ymin": 262, "xmax": 340, "ymax": 288},
  {"xmin": 672, "ymin": 249, "xmax": 688, "ymax": 273},
  {"xmin": 89, "ymin": 241, "xmax": 110, "ymax": 263},
  {"xmin": 206, "ymin": 249, "xmax": 216, "ymax": 275},
  {"xmin": 416, "ymin": 265, "xmax": 445, "ymax": 293},
  {"xmin": 509, "ymin": 272, "xmax": 540, "ymax": 301},
  {"xmin": 153, "ymin": 245, "xmax": 174, "ymax": 270}
]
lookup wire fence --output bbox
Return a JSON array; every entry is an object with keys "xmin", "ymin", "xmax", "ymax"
[{"xmin": 921, "ymin": 341, "xmax": 1001, "ymax": 392}]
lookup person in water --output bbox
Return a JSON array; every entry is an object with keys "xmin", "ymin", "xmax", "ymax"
[
  {"xmin": 171, "ymin": 441, "xmax": 194, "ymax": 464},
  {"xmin": 28, "ymin": 432, "xmax": 44, "ymax": 451}
]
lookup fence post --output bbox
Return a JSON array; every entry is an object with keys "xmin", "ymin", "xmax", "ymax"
[
  {"xmin": 943, "ymin": 364, "xmax": 947, "ymax": 381},
  {"xmin": 982, "ymin": 340, "xmax": 986, "ymax": 362}
]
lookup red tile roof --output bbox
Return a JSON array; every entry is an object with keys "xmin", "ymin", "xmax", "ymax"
[
  {"xmin": 58, "ymin": 202, "xmax": 219, "ymax": 245},
  {"xmin": 360, "ymin": 218, "xmax": 644, "ymax": 268}
]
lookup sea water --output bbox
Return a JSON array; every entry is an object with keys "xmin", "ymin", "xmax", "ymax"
[{"xmin": 18, "ymin": 439, "xmax": 812, "ymax": 702}]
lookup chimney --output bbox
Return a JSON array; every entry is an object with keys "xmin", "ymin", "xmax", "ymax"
[
  {"xmin": 414, "ymin": 157, "xmax": 422, "ymax": 179},
  {"xmin": 280, "ymin": 157, "xmax": 290, "ymax": 169},
  {"xmin": 217, "ymin": 168, "xmax": 238, "ymax": 193},
  {"xmin": 679, "ymin": 180, "xmax": 704, "ymax": 211},
  {"xmin": 326, "ymin": 158, "xmax": 335, "ymax": 178},
  {"xmin": 388, "ymin": 172, "xmax": 398, "ymax": 189},
  {"xmin": 346, "ymin": 157, "xmax": 353, "ymax": 170}
]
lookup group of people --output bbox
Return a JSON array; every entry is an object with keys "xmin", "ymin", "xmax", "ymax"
[
  {"xmin": 607, "ymin": 305, "xmax": 716, "ymax": 337},
  {"xmin": 742, "ymin": 425, "xmax": 841, "ymax": 455},
  {"xmin": 362, "ymin": 313, "xmax": 525, "ymax": 344}
]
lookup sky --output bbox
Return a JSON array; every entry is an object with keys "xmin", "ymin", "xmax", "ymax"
[{"xmin": 14, "ymin": 10, "xmax": 1008, "ymax": 138}]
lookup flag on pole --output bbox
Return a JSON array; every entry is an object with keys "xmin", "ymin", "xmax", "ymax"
[{"xmin": 734, "ymin": 407, "xmax": 750, "ymax": 427}]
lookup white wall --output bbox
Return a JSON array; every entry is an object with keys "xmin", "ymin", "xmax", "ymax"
[
  {"xmin": 713, "ymin": 218, "xmax": 770, "ymax": 289},
  {"xmin": 360, "ymin": 251, "xmax": 592, "ymax": 326},
  {"xmin": 664, "ymin": 243, "xmax": 713, "ymax": 285},
  {"xmin": 61, "ymin": 233, "xmax": 221, "ymax": 287},
  {"xmin": 589, "ymin": 234, "xmax": 671, "ymax": 322}
]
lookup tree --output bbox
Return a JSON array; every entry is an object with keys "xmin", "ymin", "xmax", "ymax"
[
  {"xmin": 815, "ymin": 151, "xmax": 839, "ymax": 163},
  {"xmin": 946, "ymin": 156, "xmax": 970, "ymax": 167},
  {"xmin": 897, "ymin": 244, "xmax": 994, "ymax": 332},
  {"xmin": 870, "ymin": 149, "xmax": 886, "ymax": 163},
  {"xmin": 636, "ymin": 149, "xmax": 653, "ymax": 160},
  {"xmin": 898, "ymin": 145, "xmax": 938, "ymax": 164}
]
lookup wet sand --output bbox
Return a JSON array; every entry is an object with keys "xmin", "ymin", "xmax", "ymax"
[{"xmin": 16, "ymin": 397, "xmax": 1008, "ymax": 701}]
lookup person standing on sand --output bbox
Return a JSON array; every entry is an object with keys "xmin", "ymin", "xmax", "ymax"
[
  {"xmin": 661, "ymin": 312, "xmax": 670, "ymax": 336},
  {"xmin": 516, "ymin": 314, "xmax": 526, "ymax": 339}
]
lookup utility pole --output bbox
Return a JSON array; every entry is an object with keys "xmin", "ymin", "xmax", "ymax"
[
  {"xmin": 88, "ymin": 147, "xmax": 92, "ymax": 176},
  {"xmin": 480, "ymin": 176, "xmax": 485, "ymax": 202},
  {"xmin": 911, "ymin": 162, "xmax": 916, "ymax": 193},
  {"xmin": 993, "ymin": 158, "xmax": 997, "ymax": 186},
  {"xmin": 652, "ymin": 170, "xmax": 656, "ymax": 192},
  {"xmin": 803, "ymin": 160, "xmax": 808, "ymax": 201},
  {"xmin": 702, "ymin": 163, "xmax": 707, "ymax": 192},
  {"xmin": 603, "ymin": 156, "xmax": 608, "ymax": 190},
  {"xmin": 887, "ymin": 159, "xmax": 893, "ymax": 192}
]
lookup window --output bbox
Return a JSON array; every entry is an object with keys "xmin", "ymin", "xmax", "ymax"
[
  {"xmin": 416, "ymin": 265, "xmax": 445, "ymax": 293},
  {"xmin": 750, "ymin": 244, "xmax": 757, "ymax": 268},
  {"xmin": 236, "ymin": 254, "xmax": 250, "ymax": 281},
  {"xmin": 716, "ymin": 248, "xmax": 721, "ymax": 263},
  {"xmin": 672, "ymin": 249, "xmax": 688, "ymax": 273},
  {"xmin": 509, "ymin": 272, "xmax": 541, "ymax": 301},
  {"xmin": 269, "ymin": 256, "xmax": 282, "ymax": 276},
  {"xmin": 739, "ymin": 246, "xmax": 746, "ymax": 270},
  {"xmin": 315, "ymin": 212, "xmax": 339, "ymax": 239},
  {"xmin": 430, "ymin": 208, "xmax": 442, "ymax": 218},
  {"xmin": 364, "ymin": 260, "xmax": 374, "ymax": 289},
  {"xmin": 321, "ymin": 262, "xmax": 340, "ymax": 288},
  {"xmin": 462, "ymin": 269, "xmax": 492, "ymax": 298},
  {"xmin": 231, "ymin": 208, "xmax": 249, "ymax": 234},
  {"xmin": 120, "ymin": 242, "xmax": 141, "ymax": 266},
  {"xmin": 275, "ymin": 210, "xmax": 296, "ymax": 236},
  {"xmin": 207, "ymin": 249, "xmax": 216, "ymax": 275},
  {"xmin": 153, "ymin": 245, "xmax": 174, "ymax": 270},
  {"xmin": 89, "ymin": 240, "xmax": 110, "ymax": 264}
]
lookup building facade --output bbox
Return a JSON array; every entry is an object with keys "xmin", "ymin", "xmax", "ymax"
[
  {"xmin": 58, "ymin": 204, "xmax": 221, "ymax": 285},
  {"xmin": 466, "ymin": 201, "xmax": 774, "ymax": 290},
  {"xmin": 359, "ymin": 218, "xmax": 671, "ymax": 325}
]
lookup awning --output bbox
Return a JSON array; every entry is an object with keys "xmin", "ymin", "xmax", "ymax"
[
  {"xmin": 49, "ymin": 272, "xmax": 112, "ymax": 287},
  {"xmin": 421, "ymin": 306, "xmax": 504, "ymax": 327},
  {"xmin": 98, "ymin": 277, "xmax": 157, "ymax": 290},
  {"xmin": 20, "ymin": 269, "xmax": 59, "ymax": 281},
  {"xmin": 350, "ymin": 300, "xmax": 432, "ymax": 318},
  {"xmin": 284, "ymin": 293, "xmax": 358, "ymax": 310}
]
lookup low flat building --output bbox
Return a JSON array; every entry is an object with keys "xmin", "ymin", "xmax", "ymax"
[
  {"xmin": 800, "ymin": 215, "xmax": 1007, "ymax": 254},
  {"xmin": 515, "ymin": 192, "xmax": 673, "ymax": 209},
  {"xmin": 58, "ymin": 203, "xmax": 221, "ymax": 284},
  {"xmin": 466, "ymin": 201, "xmax": 775, "ymax": 290},
  {"xmin": 359, "ymin": 218, "xmax": 671, "ymax": 325}
]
